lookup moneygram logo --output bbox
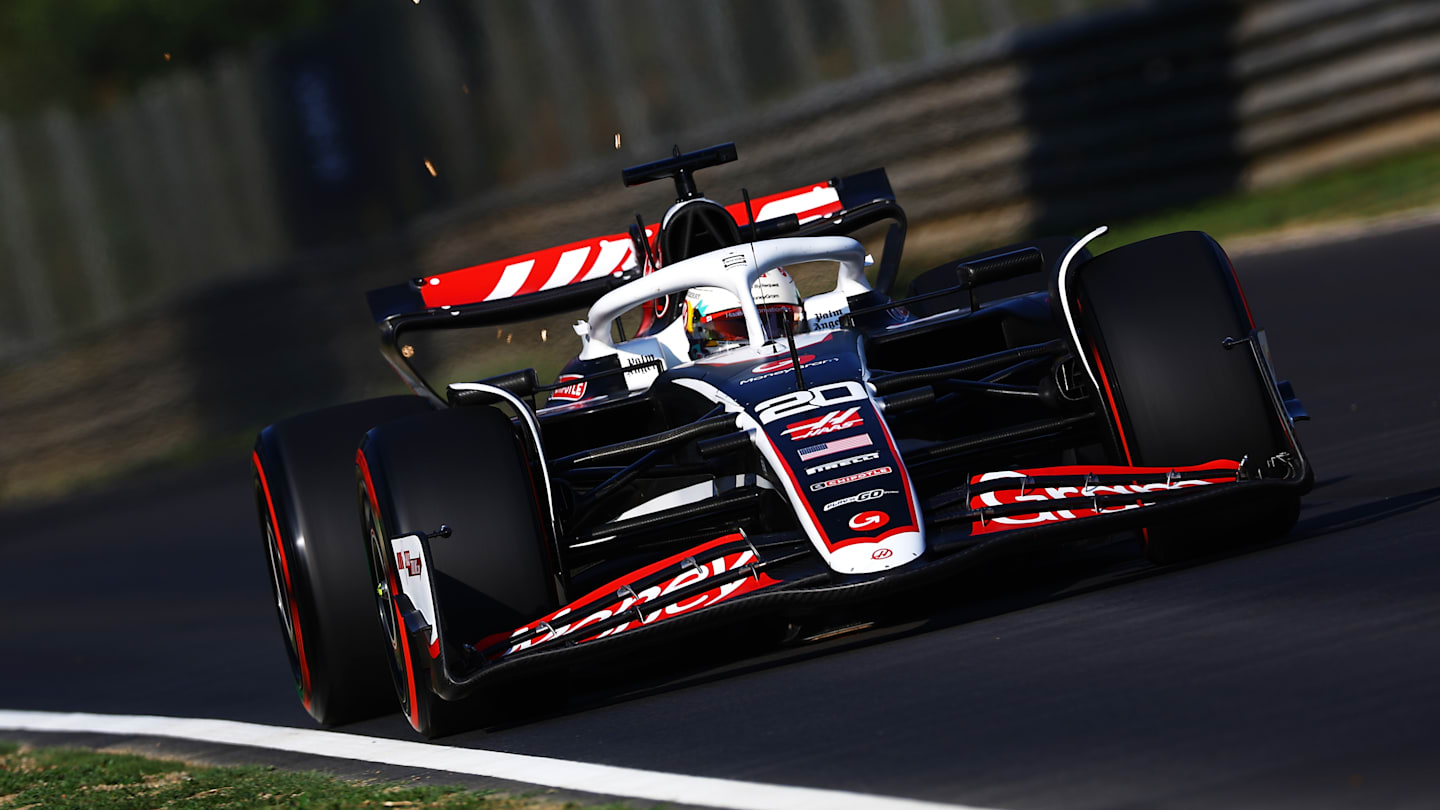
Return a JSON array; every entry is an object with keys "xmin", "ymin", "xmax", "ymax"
[
  {"xmin": 753, "ymin": 355, "xmax": 814, "ymax": 374},
  {"xmin": 967, "ymin": 468, "xmax": 1221, "ymax": 535},
  {"xmin": 740, "ymin": 356, "xmax": 837, "ymax": 385},
  {"xmin": 848, "ymin": 511, "xmax": 889, "ymax": 531},
  {"xmin": 505, "ymin": 548, "xmax": 774, "ymax": 655}
]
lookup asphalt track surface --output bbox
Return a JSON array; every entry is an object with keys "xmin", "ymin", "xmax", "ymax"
[{"xmin": 3, "ymin": 223, "xmax": 1438, "ymax": 809}]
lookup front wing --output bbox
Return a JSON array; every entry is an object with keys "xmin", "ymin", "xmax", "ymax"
[{"xmin": 389, "ymin": 459, "xmax": 1308, "ymax": 701}]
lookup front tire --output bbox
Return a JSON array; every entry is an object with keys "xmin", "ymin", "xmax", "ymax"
[
  {"xmin": 1074, "ymin": 231, "xmax": 1301, "ymax": 564},
  {"xmin": 357, "ymin": 406, "xmax": 557, "ymax": 736},
  {"xmin": 252, "ymin": 395, "xmax": 432, "ymax": 724}
]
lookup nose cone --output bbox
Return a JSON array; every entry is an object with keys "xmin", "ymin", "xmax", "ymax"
[{"xmin": 824, "ymin": 528, "xmax": 926, "ymax": 574}]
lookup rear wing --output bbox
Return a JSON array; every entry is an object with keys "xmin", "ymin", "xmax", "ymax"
[
  {"xmin": 365, "ymin": 168, "xmax": 898, "ymax": 326},
  {"xmin": 367, "ymin": 168, "xmax": 902, "ymax": 403}
]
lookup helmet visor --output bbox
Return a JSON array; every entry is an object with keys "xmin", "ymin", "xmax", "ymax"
[{"xmin": 695, "ymin": 303, "xmax": 806, "ymax": 344}]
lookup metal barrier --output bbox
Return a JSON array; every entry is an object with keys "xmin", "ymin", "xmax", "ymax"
[
  {"xmin": 2, "ymin": 0, "xmax": 1440, "ymax": 502},
  {"xmin": 0, "ymin": 0, "xmax": 1122, "ymax": 359}
]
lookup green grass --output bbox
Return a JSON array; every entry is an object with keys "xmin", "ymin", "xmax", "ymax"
[
  {"xmin": 0, "ymin": 741, "xmax": 643, "ymax": 809},
  {"xmin": 1098, "ymin": 142, "xmax": 1440, "ymax": 251}
]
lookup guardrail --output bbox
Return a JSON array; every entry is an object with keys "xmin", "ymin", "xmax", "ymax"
[
  {"xmin": 0, "ymin": 0, "xmax": 1110, "ymax": 361},
  {"xmin": 5, "ymin": 0, "xmax": 1437, "ymax": 358},
  {"xmin": 416, "ymin": 0, "xmax": 1440, "ymax": 272}
]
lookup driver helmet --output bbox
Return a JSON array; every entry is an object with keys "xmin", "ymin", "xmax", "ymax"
[{"xmin": 684, "ymin": 268, "xmax": 807, "ymax": 353}]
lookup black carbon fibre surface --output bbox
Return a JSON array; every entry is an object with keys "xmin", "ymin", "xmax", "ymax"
[{"xmin": 3, "ymin": 223, "xmax": 1438, "ymax": 808}]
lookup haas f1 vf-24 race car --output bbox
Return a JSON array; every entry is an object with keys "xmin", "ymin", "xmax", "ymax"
[{"xmin": 253, "ymin": 143, "xmax": 1312, "ymax": 735}]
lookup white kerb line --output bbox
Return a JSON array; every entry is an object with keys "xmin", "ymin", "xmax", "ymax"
[{"xmin": 0, "ymin": 710, "xmax": 1003, "ymax": 810}]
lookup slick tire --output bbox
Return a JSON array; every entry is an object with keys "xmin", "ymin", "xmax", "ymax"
[
  {"xmin": 357, "ymin": 406, "xmax": 556, "ymax": 737},
  {"xmin": 252, "ymin": 395, "xmax": 433, "ymax": 725},
  {"xmin": 1073, "ymin": 231, "xmax": 1300, "ymax": 564}
]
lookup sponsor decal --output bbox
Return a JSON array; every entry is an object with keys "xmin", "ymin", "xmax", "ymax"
[
  {"xmin": 871, "ymin": 548, "xmax": 894, "ymax": 560},
  {"xmin": 756, "ymin": 380, "xmax": 867, "ymax": 425},
  {"xmin": 420, "ymin": 182, "xmax": 837, "ymax": 309},
  {"xmin": 625, "ymin": 354, "xmax": 660, "ymax": 375},
  {"xmin": 732, "ymin": 183, "xmax": 843, "ymax": 225},
  {"xmin": 754, "ymin": 355, "xmax": 814, "ymax": 374},
  {"xmin": 805, "ymin": 451, "xmax": 880, "ymax": 477},
  {"xmin": 809, "ymin": 466, "xmax": 892, "ymax": 492},
  {"xmin": 822, "ymin": 488, "xmax": 897, "ymax": 512},
  {"xmin": 422, "ymin": 233, "xmax": 639, "ymax": 308},
  {"xmin": 739, "ymin": 356, "xmax": 838, "ymax": 385},
  {"xmin": 396, "ymin": 550, "xmax": 422, "ymax": 577},
  {"xmin": 550, "ymin": 374, "xmax": 587, "ymax": 402},
  {"xmin": 797, "ymin": 433, "xmax": 873, "ymax": 461},
  {"xmin": 783, "ymin": 407, "xmax": 864, "ymax": 441},
  {"xmin": 752, "ymin": 269, "xmax": 795, "ymax": 305},
  {"xmin": 810, "ymin": 309, "xmax": 846, "ymax": 330},
  {"xmin": 967, "ymin": 462, "xmax": 1239, "ymax": 535},
  {"xmin": 503, "ymin": 540, "xmax": 780, "ymax": 656},
  {"xmin": 848, "ymin": 511, "xmax": 890, "ymax": 531}
]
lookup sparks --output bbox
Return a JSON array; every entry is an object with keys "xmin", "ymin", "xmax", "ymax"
[
  {"xmin": 423, "ymin": 159, "xmax": 437, "ymax": 177},
  {"xmin": 614, "ymin": 133, "xmax": 622, "ymax": 149}
]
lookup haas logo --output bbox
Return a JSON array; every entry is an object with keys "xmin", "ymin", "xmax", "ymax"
[
  {"xmin": 783, "ymin": 408, "xmax": 863, "ymax": 441},
  {"xmin": 848, "ymin": 511, "xmax": 889, "ymax": 531},
  {"xmin": 396, "ymin": 550, "xmax": 423, "ymax": 577}
]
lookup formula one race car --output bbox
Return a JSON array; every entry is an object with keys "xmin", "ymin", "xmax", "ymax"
[{"xmin": 253, "ymin": 143, "xmax": 1312, "ymax": 735}]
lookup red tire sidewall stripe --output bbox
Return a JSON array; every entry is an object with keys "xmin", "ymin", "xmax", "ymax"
[
  {"xmin": 252, "ymin": 450, "xmax": 313, "ymax": 710},
  {"xmin": 356, "ymin": 447, "xmax": 421, "ymax": 731},
  {"xmin": 1089, "ymin": 345, "xmax": 1134, "ymax": 466},
  {"xmin": 391, "ymin": 579, "xmax": 421, "ymax": 731},
  {"xmin": 1222, "ymin": 250, "xmax": 1257, "ymax": 330}
]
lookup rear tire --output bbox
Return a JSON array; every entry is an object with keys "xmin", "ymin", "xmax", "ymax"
[
  {"xmin": 252, "ymin": 395, "xmax": 432, "ymax": 724},
  {"xmin": 357, "ymin": 406, "xmax": 557, "ymax": 737},
  {"xmin": 1074, "ymin": 231, "xmax": 1300, "ymax": 564}
]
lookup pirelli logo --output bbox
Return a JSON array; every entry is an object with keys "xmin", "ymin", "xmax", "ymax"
[{"xmin": 804, "ymin": 452, "xmax": 880, "ymax": 477}]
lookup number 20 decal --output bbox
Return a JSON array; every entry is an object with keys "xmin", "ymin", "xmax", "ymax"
[{"xmin": 755, "ymin": 380, "xmax": 868, "ymax": 424}]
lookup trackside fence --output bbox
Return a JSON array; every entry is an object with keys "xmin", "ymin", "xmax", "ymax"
[{"xmin": 1, "ymin": 0, "xmax": 1439, "ymax": 501}]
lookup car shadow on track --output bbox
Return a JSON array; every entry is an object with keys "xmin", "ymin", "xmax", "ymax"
[{"xmin": 1290, "ymin": 486, "xmax": 1440, "ymax": 540}]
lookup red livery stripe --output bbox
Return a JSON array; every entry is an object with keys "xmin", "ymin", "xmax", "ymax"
[{"xmin": 417, "ymin": 181, "xmax": 842, "ymax": 309}]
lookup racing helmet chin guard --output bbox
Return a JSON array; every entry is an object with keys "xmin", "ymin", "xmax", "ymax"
[{"xmin": 685, "ymin": 268, "xmax": 806, "ymax": 352}]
